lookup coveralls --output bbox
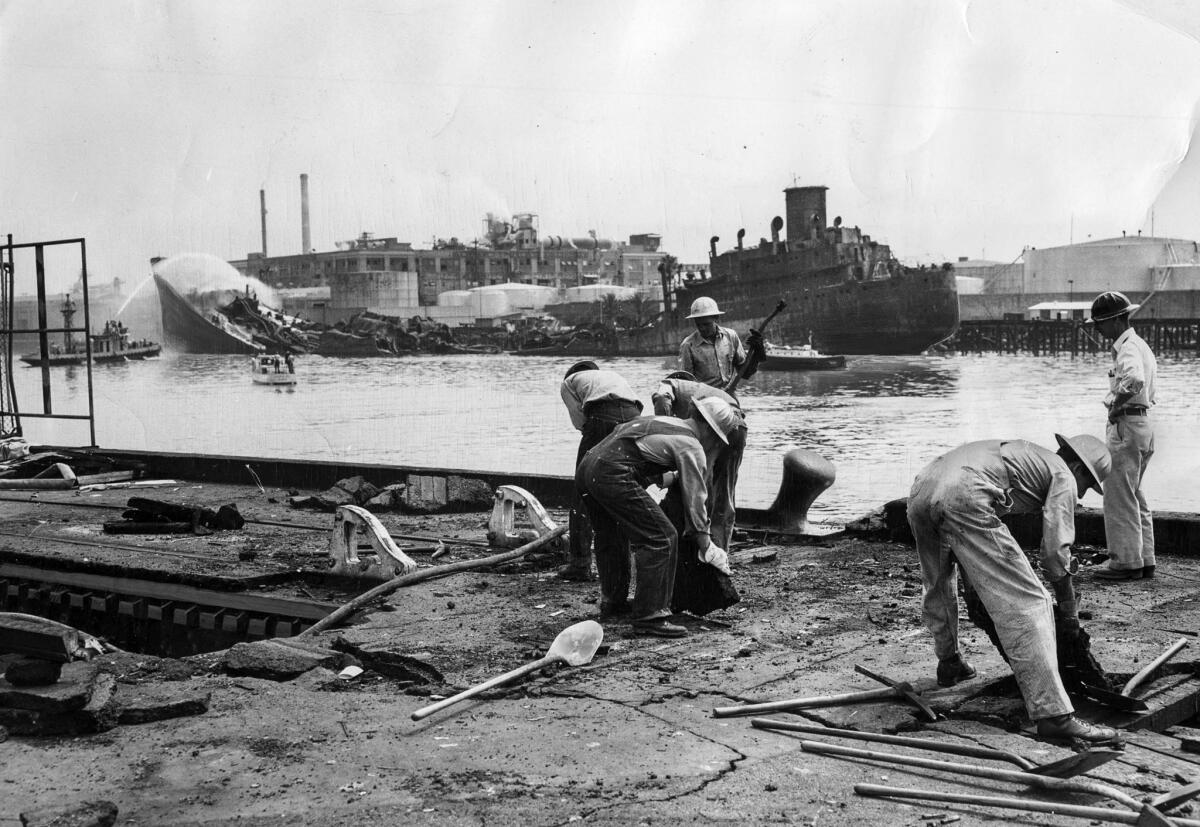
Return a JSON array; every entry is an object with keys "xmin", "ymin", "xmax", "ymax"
[
  {"xmin": 652, "ymin": 378, "xmax": 746, "ymax": 549},
  {"xmin": 908, "ymin": 440, "xmax": 1077, "ymax": 721},
  {"xmin": 560, "ymin": 370, "xmax": 643, "ymax": 566},
  {"xmin": 576, "ymin": 417, "xmax": 712, "ymax": 620},
  {"xmin": 1103, "ymin": 328, "xmax": 1157, "ymax": 572},
  {"xmin": 678, "ymin": 326, "xmax": 748, "ymax": 389}
]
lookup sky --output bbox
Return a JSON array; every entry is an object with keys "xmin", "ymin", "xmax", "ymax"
[{"xmin": 1, "ymin": 0, "xmax": 1199, "ymax": 293}]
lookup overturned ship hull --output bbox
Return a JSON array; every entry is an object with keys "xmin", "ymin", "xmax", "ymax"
[{"xmin": 154, "ymin": 275, "xmax": 263, "ymax": 354}]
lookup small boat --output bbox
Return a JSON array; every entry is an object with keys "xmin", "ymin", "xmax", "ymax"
[
  {"xmin": 20, "ymin": 300, "xmax": 162, "ymax": 367},
  {"xmin": 251, "ymin": 354, "xmax": 298, "ymax": 385},
  {"xmin": 759, "ymin": 343, "xmax": 846, "ymax": 371}
]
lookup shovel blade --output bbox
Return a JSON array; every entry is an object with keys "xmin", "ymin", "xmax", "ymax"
[
  {"xmin": 547, "ymin": 620, "xmax": 604, "ymax": 666},
  {"xmin": 1074, "ymin": 682, "xmax": 1150, "ymax": 713},
  {"xmin": 1028, "ymin": 748, "xmax": 1123, "ymax": 778}
]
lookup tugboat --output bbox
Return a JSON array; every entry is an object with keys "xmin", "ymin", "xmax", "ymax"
[
  {"xmin": 760, "ymin": 342, "xmax": 846, "ymax": 371},
  {"xmin": 19, "ymin": 297, "xmax": 162, "ymax": 367},
  {"xmin": 250, "ymin": 353, "xmax": 298, "ymax": 386}
]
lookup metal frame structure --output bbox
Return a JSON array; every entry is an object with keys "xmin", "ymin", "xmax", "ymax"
[{"xmin": 0, "ymin": 234, "xmax": 97, "ymax": 447}]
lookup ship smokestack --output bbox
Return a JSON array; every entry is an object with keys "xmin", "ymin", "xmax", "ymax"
[
  {"xmin": 260, "ymin": 189, "xmax": 268, "ymax": 257},
  {"xmin": 300, "ymin": 174, "xmax": 311, "ymax": 253},
  {"xmin": 709, "ymin": 236, "xmax": 719, "ymax": 259},
  {"xmin": 770, "ymin": 216, "xmax": 783, "ymax": 255},
  {"xmin": 784, "ymin": 185, "xmax": 828, "ymax": 245}
]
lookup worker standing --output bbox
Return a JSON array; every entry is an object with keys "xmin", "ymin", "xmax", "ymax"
[
  {"xmin": 678, "ymin": 297, "xmax": 765, "ymax": 389},
  {"xmin": 1087, "ymin": 291, "xmax": 1158, "ymax": 581},
  {"xmin": 559, "ymin": 361, "xmax": 643, "ymax": 581},
  {"xmin": 576, "ymin": 397, "xmax": 740, "ymax": 637},
  {"xmin": 907, "ymin": 435, "xmax": 1120, "ymax": 744}
]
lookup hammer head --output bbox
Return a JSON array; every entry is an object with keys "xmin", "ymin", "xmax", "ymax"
[{"xmin": 854, "ymin": 664, "xmax": 939, "ymax": 722}]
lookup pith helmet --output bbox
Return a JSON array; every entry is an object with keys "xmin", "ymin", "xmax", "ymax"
[
  {"xmin": 692, "ymin": 397, "xmax": 739, "ymax": 444},
  {"xmin": 686, "ymin": 297, "xmax": 724, "ymax": 319},
  {"xmin": 1054, "ymin": 433, "xmax": 1111, "ymax": 494},
  {"xmin": 666, "ymin": 370, "xmax": 696, "ymax": 381},
  {"xmin": 1088, "ymin": 291, "xmax": 1139, "ymax": 323},
  {"xmin": 564, "ymin": 360, "xmax": 599, "ymax": 379}
]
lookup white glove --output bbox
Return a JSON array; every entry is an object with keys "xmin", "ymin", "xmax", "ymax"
[{"xmin": 699, "ymin": 543, "xmax": 731, "ymax": 576}]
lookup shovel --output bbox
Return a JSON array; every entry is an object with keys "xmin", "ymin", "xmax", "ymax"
[
  {"xmin": 1124, "ymin": 637, "xmax": 1189, "ymax": 698},
  {"xmin": 750, "ymin": 718, "xmax": 1121, "ymax": 778},
  {"xmin": 411, "ymin": 620, "xmax": 603, "ymax": 721},
  {"xmin": 1072, "ymin": 680, "xmax": 1150, "ymax": 713}
]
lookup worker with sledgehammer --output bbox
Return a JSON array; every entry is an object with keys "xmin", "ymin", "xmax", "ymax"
[
  {"xmin": 576, "ymin": 397, "xmax": 740, "ymax": 637},
  {"xmin": 559, "ymin": 360, "xmax": 643, "ymax": 582},
  {"xmin": 908, "ymin": 434, "xmax": 1121, "ymax": 744}
]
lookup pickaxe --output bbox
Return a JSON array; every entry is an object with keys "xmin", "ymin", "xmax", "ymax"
[{"xmin": 712, "ymin": 664, "xmax": 937, "ymax": 721}]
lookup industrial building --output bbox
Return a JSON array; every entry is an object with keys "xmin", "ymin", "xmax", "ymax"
[
  {"xmin": 959, "ymin": 235, "xmax": 1200, "ymax": 320},
  {"xmin": 227, "ymin": 175, "xmax": 670, "ymax": 327}
]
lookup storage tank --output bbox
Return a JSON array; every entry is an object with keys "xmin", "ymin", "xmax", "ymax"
[
  {"xmin": 438, "ymin": 290, "xmax": 472, "ymax": 307},
  {"xmin": 562, "ymin": 284, "xmax": 638, "ymax": 302}
]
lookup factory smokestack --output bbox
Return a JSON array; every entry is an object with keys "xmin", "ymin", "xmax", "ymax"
[
  {"xmin": 300, "ymin": 173, "xmax": 311, "ymax": 253},
  {"xmin": 259, "ymin": 189, "xmax": 268, "ymax": 257}
]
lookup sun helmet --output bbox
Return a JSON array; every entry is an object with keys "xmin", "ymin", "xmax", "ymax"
[
  {"xmin": 1087, "ymin": 291, "xmax": 1139, "ymax": 323},
  {"xmin": 665, "ymin": 370, "xmax": 696, "ymax": 382},
  {"xmin": 563, "ymin": 360, "xmax": 599, "ymax": 379},
  {"xmin": 686, "ymin": 297, "xmax": 724, "ymax": 319},
  {"xmin": 692, "ymin": 397, "xmax": 740, "ymax": 445},
  {"xmin": 1054, "ymin": 433, "xmax": 1111, "ymax": 494}
]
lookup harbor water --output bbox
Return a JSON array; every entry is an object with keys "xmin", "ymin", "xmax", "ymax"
[{"xmin": 11, "ymin": 352, "xmax": 1198, "ymax": 524}]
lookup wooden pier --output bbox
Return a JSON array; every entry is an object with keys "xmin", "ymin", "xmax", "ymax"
[{"xmin": 945, "ymin": 319, "xmax": 1200, "ymax": 356}]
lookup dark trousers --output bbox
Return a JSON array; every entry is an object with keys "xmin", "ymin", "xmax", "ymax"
[
  {"xmin": 567, "ymin": 400, "xmax": 642, "ymax": 567},
  {"xmin": 576, "ymin": 438, "xmax": 676, "ymax": 619}
]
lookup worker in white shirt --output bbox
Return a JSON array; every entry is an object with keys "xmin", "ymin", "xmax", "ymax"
[
  {"xmin": 1087, "ymin": 291, "xmax": 1158, "ymax": 581},
  {"xmin": 575, "ymin": 397, "xmax": 739, "ymax": 637},
  {"xmin": 908, "ymin": 434, "xmax": 1120, "ymax": 745},
  {"xmin": 559, "ymin": 360, "xmax": 643, "ymax": 581},
  {"xmin": 677, "ymin": 297, "xmax": 765, "ymax": 389}
]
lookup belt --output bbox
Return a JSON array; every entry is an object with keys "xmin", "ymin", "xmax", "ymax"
[{"xmin": 1115, "ymin": 406, "xmax": 1148, "ymax": 417}]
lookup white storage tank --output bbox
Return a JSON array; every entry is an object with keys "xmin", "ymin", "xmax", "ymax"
[
  {"xmin": 562, "ymin": 284, "xmax": 638, "ymax": 302},
  {"xmin": 438, "ymin": 290, "xmax": 472, "ymax": 307}
]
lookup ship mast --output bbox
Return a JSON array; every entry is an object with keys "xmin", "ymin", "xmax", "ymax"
[{"xmin": 60, "ymin": 295, "xmax": 77, "ymax": 354}]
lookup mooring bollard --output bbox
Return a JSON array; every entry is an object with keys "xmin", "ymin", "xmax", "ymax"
[{"xmin": 763, "ymin": 448, "xmax": 836, "ymax": 533}]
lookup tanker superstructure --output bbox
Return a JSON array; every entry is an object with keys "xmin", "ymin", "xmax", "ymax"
[{"xmin": 640, "ymin": 185, "xmax": 960, "ymax": 355}]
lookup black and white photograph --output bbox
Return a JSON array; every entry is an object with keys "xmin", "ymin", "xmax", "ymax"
[{"xmin": 2, "ymin": 1, "xmax": 1200, "ymax": 824}]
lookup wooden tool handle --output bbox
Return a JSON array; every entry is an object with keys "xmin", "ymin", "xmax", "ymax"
[
  {"xmin": 1122, "ymin": 637, "xmax": 1188, "ymax": 698},
  {"xmin": 723, "ymin": 299, "xmax": 786, "ymax": 394},
  {"xmin": 712, "ymin": 686, "xmax": 896, "ymax": 718},
  {"xmin": 412, "ymin": 655, "xmax": 554, "ymax": 721},
  {"xmin": 750, "ymin": 718, "xmax": 1032, "ymax": 769},
  {"xmin": 854, "ymin": 784, "xmax": 1163, "ymax": 825}
]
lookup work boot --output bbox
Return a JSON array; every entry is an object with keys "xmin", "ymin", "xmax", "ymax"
[
  {"xmin": 1142, "ymin": 565, "xmax": 1156, "ymax": 579},
  {"xmin": 936, "ymin": 654, "xmax": 977, "ymax": 688},
  {"xmin": 630, "ymin": 617, "xmax": 688, "ymax": 638},
  {"xmin": 1036, "ymin": 714, "xmax": 1123, "ymax": 745},
  {"xmin": 1093, "ymin": 565, "xmax": 1142, "ymax": 581},
  {"xmin": 556, "ymin": 563, "xmax": 595, "ymax": 582},
  {"xmin": 598, "ymin": 600, "xmax": 631, "ymax": 620}
]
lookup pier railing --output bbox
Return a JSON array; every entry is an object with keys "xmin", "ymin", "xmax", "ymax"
[{"xmin": 944, "ymin": 318, "xmax": 1200, "ymax": 357}]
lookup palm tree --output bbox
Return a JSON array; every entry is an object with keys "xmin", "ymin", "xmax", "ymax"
[{"xmin": 599, "ymin": 293, "xmax": 620, "ymax": 328}]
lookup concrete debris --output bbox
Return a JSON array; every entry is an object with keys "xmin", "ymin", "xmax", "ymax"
[
  {"xmin": 19, "ymin": 800, "xmax": 118, "ymax": 827},
  {"xmin": 115, "ymin": 683, "xmax": 211, "ymax": 725},
  {"xmin": 222, "ymin": 638, "xmax": 358, "ymax": 681},
  {"xmin": 0, "ymin": 613, "xmax": 105, "ymax": 662},
  {"xmin": 0, "ymin": 666, "xmax": 119, "ymax": 735},
  {"xmin": 4, "ymin": 657, "xmax": 63, "ymax": 687},
  {"xmin": 289, "ymin": 474, "xmax": 493, "ymax": 514}
]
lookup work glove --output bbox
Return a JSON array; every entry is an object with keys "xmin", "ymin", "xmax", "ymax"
[
  {"xmin": 699, "ymin": 543, "xmax": 731, "ymax": 576},
  {"xmin": 746, "ymin": 328, "xmax": 767, "ymax": 359},
  {"xmin": 1051, "ymin": 574, "xmax": 1081, "ymax": 641}
]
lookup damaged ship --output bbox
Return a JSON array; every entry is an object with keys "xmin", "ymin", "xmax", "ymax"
[{"xmin": 627, "ymin": 185, "xmax": 960, "ymax": 356}]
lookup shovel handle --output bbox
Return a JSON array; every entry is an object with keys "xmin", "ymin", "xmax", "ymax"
[
  {"xmin": 712, "ymin": 686, "xmax": 896, "ymax": 718},
  {"xmin": 855, "ymin": 784, "xmax": 1192, "ymax": 826},
  {"xmin": 1122, "ymin": 637, "xmax": 1189, "ymax": 698},
  {"xmin": 412, "ymin": 655, "xmax": 556, "ymax": 721},
  {"xmin": 749, "ymin": 718, "xmax": 1034, "ymax": 769}
]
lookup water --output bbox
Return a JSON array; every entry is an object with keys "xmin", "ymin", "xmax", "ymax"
[{"xmin": 11, "ymin": 351, "xmax": 1199, "ymax": 522}]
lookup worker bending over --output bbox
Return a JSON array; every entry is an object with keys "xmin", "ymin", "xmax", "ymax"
[
  {"xmin": 576, "ymin": 397, "xmax": 740, "ymax": 638},
  {"xmin": 908, "ymin": 434, "xmax": 1120, "ymax": 744},
  {"xmin": 559, "ymin": 360, "xmax": 643, "ymax": 581}
]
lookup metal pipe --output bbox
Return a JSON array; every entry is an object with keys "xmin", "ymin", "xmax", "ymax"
[
  {"xmin": 300, "ymin": 174, "xmax": 311, "ymax": 253},
  {"xmin": 260, "ymin": 189, "xmax": 268, "ymax": 257}
]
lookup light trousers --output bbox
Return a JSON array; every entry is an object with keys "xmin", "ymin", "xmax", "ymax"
[
  {"xmin": 1103, "ymin": 415, "xmax": 1155, "ymax": 570},
  {"xmin": 909, "ymin": 465, "xmax": 1072, "ymax": 720}
]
